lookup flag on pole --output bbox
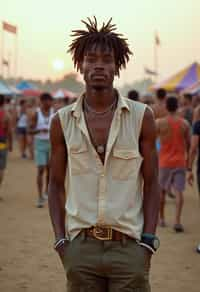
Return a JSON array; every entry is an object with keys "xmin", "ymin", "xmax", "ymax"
[
  {"xmin": 2, "ymin": 21, "xmax": 17, "ymax": 34},
  {"xmin": 155, "ymin": 32, "xmax": 160, "ymax": 46},
  {"xmin": 2, "ymin": 59, "xmax": 9, "ymax": 67},
  {"xmin": 144, "ymin": 67, "xmax": 158, "ymax": 76}
]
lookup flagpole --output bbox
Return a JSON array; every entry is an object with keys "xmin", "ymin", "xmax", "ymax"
[
  {"xmin": 15, "ymin": 29, "xmax": 18, "ymax": 80},
  {"xmin": 1, "ymin": 23, "xmax": 4, "ymax": 78},
  {"xmin": 154, "ymin": 33, "xmax": 158, "ymax": 83}
]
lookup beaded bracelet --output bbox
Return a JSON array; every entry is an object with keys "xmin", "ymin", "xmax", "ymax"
[{"xmin": 54, "ymin": 238, "xmax": 68, "ymax": 250}]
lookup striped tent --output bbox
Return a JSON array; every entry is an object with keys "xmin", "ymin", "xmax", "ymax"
[
  {"xmin": 152, "ymin": 62, "xmax": 200, "ymax": 92},
  {"xmin": 182, "ymin": 80, "xmax": 200, "ymax": 95}
]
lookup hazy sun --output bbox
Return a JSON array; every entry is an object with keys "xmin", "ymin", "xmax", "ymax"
[{"xmin": 52, "ymin": 59, "xmax": 64, "ymax": 71}]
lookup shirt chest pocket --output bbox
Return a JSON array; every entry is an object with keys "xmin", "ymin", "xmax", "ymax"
[
  {"xmin": 69, "ymin": 144, "xmax": 90, "ymax": 175},
  {"xmin": 111, "ymin": 149, "xmax": 142, "ymax": 180}
]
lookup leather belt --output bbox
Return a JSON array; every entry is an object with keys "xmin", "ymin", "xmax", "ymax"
[{"xmin": 84, "ymin": 226, "xmax": 129, "ymax": 241}]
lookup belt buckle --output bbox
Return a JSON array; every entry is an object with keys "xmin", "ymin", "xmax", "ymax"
[{"xmin": 93, "ymin": 226, "xmax": 112, "ymax": 240}]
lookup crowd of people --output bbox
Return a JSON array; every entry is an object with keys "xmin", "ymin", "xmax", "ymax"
[
  {"xmin": 0, "ymin": 88, "xmax": 200, "ymax": 237},
  {"xmin": 0, "ymin": 93, "xmax": 75, "ymax": 207},
  {"xmin": 128, "ymin": 88, "xmax": 200, "ymax": 253}
]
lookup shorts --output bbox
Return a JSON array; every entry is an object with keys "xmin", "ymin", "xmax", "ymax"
[
  {"xmin": 0, "ymin": 149, "xmax": 8, "ymax": 170},
  {"xmin": 17, "ymin": 127, "xmax": 27, "ymax": 135},
  {"xmin": 34, "ymin": 139, "xmax": 50, "ymax": 166},
  {"xmin": 159, "ymin": 167, "xmax": 186, "ymax": 192}
]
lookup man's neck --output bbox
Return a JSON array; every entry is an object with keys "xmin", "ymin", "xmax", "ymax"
[
  {"xmin": 85, "ymin": 86, "xmax": 116, "ymax": 110},
  {"xmin": 168, "ymin": 112, "xmax": 177, "ymax": 118},
  {"xmin": 40, "ymin": 107, "xmax": 50, "ymax": 115}
]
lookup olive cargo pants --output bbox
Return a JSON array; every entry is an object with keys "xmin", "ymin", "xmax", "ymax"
[{"xmin": 63, "ymin": 232, "xmax": 151, "ymax": 292}]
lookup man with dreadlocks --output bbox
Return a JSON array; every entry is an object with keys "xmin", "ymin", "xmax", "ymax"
[{"xmin": 48, "ymin": 17, "xmax": 160, "ymax": 292}]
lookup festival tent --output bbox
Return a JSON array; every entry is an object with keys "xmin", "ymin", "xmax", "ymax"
[
  {"xmin": 0, "ymin": 80, "xmax": 13, "ymax": 95},
  {"xmin": 16, "ymin": 81, "xmax": 36, "ymax": 91},
  {"xmin": 22, "ymin": 89, "xmax": 42, "ymax": 98},
  {"xmin": 53, "ymin": 89, "xmax": 76, "ymax": 99},
  {"xmin": 182, "ymin": 80, "xmax": 200, "ymax": 95},
  {"xmin": 9, "ymin": 85, "xmax": 21, "ymax": 96},
  {"xmin": 152, "ymin": 62, "xmax": 200, "ymax": 92}
]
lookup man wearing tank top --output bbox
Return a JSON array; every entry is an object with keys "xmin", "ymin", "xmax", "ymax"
[
  {"xmin": 29, "ymin": 93, "xmax": 53, "ymax": 208},
  {"xmin": 0, "ymin": 94, "xmax": 12, "ymax": 197},
  {"xmin": 156, "ymin": 96, "xmax": 190, "ymax": 232}
]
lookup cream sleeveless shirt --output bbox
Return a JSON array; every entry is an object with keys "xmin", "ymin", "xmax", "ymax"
[{"xmin": 58, "ymin": 94, "xmax": 147, "ymax": 241}]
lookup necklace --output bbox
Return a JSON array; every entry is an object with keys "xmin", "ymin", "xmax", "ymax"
[
  {"xmin": 84, "ymin": 104, "xmax": 116, "ymax": 155},
  {"xmin": 84, "ymin": 97, "xmax": 117, "ymax": 116}
]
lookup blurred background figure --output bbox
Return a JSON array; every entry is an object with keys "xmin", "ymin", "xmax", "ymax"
[
  {"xmin": 26, "ymin": 99, "xmax": 38, "ymax": 160},
  {"xmin": 178, "ymin": 93, "xmax": 193, "ymax": 126},
  {"xmin": 192, "ymin": 95, "xmax": 200, "ymax": 123},
  {"xmin": 29, "ymin": 93, "xmax": 53, "ymax": 208},
  {"xmin": 141, "ymin": 93, "xmax": 154, "ymax": 107},
  {"xmin": 156, "ymin": 96, "xmax": 190, "ymax": 232},
  {"xmin": 16, "ymin": 99, "xmax": 28, "ymax": 159},
  {"xmin": 0, "ymin": 94, "xmax": 12, "ymax": 194},
  {"xmin": 152, "ymin": 88, "xmax": 168, "ymax": 119},
  {"xmin": 187, "ymin": 111, "xmax": 200, "ymax": 253},
  {"xmin": 127, "ymin": 89, "xmax": 140, "ymax": 102}
]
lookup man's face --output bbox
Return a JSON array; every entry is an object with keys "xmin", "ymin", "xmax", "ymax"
[
  {"xmin": 41, "ymin": 98, "xmax": 52, "ymax": 110},
  {"xmin": 81, "ymin": 45, "xmax": 116, "ymax": 90}
]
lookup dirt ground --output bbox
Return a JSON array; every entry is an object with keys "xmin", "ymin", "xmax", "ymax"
[{"xmin": 0, "ymin": 149, "xmax": 200, "ymax": 292}]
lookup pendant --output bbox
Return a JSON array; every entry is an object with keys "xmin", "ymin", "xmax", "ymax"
[{"xmin": 97, "ymin": 145, "xmax": 105, "ymax": 154}]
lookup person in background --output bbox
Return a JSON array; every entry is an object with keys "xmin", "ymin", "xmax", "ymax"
[
  {"xmin": 156, "ymin": 96, "xmax": 190, "ymax": 232},
  {"xmin": 48, "ymin": 17, "xmax": 160, "ymax": 292},
  {"xmin": 178, "ymin": 93, "xmax": 193, "ymax": 126},
  {"xmin": 192, "ymin": 95, "xmax": 200, "ymax": 123},
  {"xmin": 16, "ymin": 99, "xmax": 28, "ymax": 159},
  {"xmin": 26, "ymin": 99, "xmax": 37, "ymax": 160},
  {"xmin": 152, "ymin": 88, "xmax": 168, "ymax": 119},
  {"xmin": 187, "ymin": 116, "xmax": 200, "ymax": 253},
  {"xmin": 29, "ymin": 93, "xmax": 53, "ymax": 208},
  {"xmin": 127, "ymin": 89, "xmax": 140, "ymax": 101},
  {"xmin": 141, "ymin": 94, "xmax": 154, "ymax": 107},
  {"xmin": 52, "ymin": 97, "xmax": 67, "ymax": 112},
  {"xmin": 0, "ymin": 94, "xmax": 12, "ymax": 196}
]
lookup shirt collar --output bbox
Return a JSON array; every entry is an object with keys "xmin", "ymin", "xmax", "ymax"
[{"xmin": 70, "ymin": 90, "xmax": 130, "ymax": 119}]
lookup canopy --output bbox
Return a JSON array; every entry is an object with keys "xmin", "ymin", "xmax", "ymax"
[
  {"xmin": 53, "ymin": 89, "xmax": 76, "ymax": 99},
  {"xmin": 182, "ymin": 80, "xmax": 200, "ymax": 95},
  {"xmin": 22, "ymin": 89, "xmax": 41, "ymax": 98},
  {"xmin": 16, "ymin": 81, "xmax": 36, "ymax": 90},
  {"xmin": 0, "ymin": 81, "xmax": 13, "ymax": 95},
  {"xmin": 152, "ymin": 62, "xmax": 200, "ymax": 92}
]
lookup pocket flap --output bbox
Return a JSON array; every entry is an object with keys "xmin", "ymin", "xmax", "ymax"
[
  {"xmin": 70, "ymin": 143, "xmax": 88, "ymax": 154},
  {"xmin": 113, "ymin": 149, "xmax": 140, "ymax": 159}
]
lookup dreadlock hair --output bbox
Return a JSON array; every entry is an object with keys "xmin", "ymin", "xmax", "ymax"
[{"xmin": 68, "ymin": 17, "xmax": 133, "ymax": 76}]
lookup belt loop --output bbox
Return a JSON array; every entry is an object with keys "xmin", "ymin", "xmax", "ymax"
[{"xmin": 121, "ymin": 234, "xmax": 127, "ymax": 247}]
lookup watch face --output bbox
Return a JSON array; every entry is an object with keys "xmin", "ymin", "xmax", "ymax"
[{"xmin": 153, "ymin": 238, "xmax": 160, "ymax": 249}]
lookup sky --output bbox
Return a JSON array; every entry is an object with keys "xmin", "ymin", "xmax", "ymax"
[{"xmin": 0, "ymin": 0, "xmax": 200, "ymax": 87}]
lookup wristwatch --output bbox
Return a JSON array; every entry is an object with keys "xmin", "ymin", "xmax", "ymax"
[{"xmin": 141, "ymin": 233, "xmax": 160, "ymax": 253}]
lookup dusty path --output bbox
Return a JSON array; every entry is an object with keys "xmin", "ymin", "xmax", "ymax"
[{"xmin": 0, "ymin": 150, "xmax": 200, "ymax": 291}]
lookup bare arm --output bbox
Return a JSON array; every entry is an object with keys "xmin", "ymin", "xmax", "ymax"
[
  {"xmin": 28, "ymin": 111, "xmax": 38, "ymax": 134},
  {"xmin": 140, "ymin": 107, "xmax": 160, "ymax": 234},
  {"xmin": 48, "ymin": 113, "xmax": 67, "ymax": 242},
  {"xmin": 5, "ymin": 114, "xmax": 13, "ymax": 151},
  {"xmin": 187, "ymin": 134, "xmax": 199, "ymax": 185},
  {"xmin": 183, "ymin": 120, "xmax": 191, "ymax": 155},
  {"xmin": 193, "ymin": 106, "xmax": 200, "ymax": 123}
]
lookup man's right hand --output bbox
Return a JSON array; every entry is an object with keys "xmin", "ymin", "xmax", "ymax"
[{"xmin": 55, "ymin": 243, "xmax": 66, "ymax": 266}]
